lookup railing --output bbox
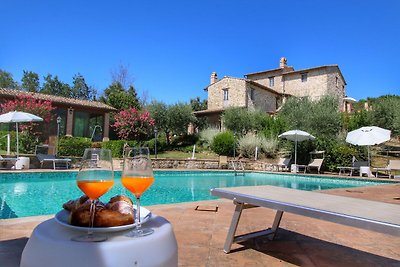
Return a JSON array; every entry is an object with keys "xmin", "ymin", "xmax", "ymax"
[
  {"xmin": 1, "ymin": 134, "xmax": 11, "ymax": 155},
  {"xmin": 230, "ymin": 160, "xmax": 245, "ymax": 176}
]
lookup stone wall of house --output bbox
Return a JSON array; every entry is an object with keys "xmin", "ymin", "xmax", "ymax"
[
  {"xmin": 284, "ymin": 68, "xmax": 329, "ymax": 100},
  {"xmin": 246, "ymin": 84, "xmax": 277, "ymax": 113},
  {"xmin": 207, "ymin": 77, "xmax": 247, "ymax": 110},
  {"xmin": 246, "ymin": 67, "xmax": 346, "ymax": 106},
  {"xmin": 326, "ymin": 67, "xmax": 346, "ymax": 110},
  {"xmin": 246, "ymin": 69, "xmax": 285, "ymax": 94}
]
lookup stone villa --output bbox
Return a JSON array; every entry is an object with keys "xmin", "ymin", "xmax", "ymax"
[{"xmin": 194, "ymin": 57, "xmax": 353, "ymax": 128}]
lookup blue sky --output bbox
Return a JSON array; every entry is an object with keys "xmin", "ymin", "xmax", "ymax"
[{"xmin": 1, "ymin": 0, "xmax": 399, "ymax": 104}]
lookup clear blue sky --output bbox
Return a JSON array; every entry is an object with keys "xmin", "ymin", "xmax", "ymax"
[{"xmin": 1, "ymin": 0, "xmax": 399, "ymax": 104}]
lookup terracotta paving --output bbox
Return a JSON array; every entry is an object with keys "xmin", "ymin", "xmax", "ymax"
[{"xmin": 1, "ymin": 183, "xmax": 400, "ymax": 266}]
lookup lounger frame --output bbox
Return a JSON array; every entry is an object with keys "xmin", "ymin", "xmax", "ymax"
[{"xmin": 210, "ymin": 185, "xmax": 400, "ymax": 253}]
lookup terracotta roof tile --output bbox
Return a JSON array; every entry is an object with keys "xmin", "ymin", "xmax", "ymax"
[{"xmin": 0, "ymin": 88, "xmax": 116, "ymax": 111}]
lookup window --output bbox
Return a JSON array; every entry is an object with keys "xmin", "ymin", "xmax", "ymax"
[
  {"xmin": 269, "ymin": 77, "xmax": 274, "ymax": 87},
  {"xmin": 250, "ymin": 88, "xmax": 255, "ymax": 100},
  {"xmin": 301, "ymin": 73, "xmax": 308, "ymax": 82},
  {"xmin": 73, "ymin": 111, "xmax": 103, "ymax": 138},
  {"xmin": 336, "ymin": 76, "xmax": 339, "ymax": 87},
  {"xmin": 223, "ymin": 89, "xmax": 229, "ymax": 101}
]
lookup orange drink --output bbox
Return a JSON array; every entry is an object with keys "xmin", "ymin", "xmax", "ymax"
[
  {"xmin": 121, "ymin": 176, "xmax": 154, "ymax": 197},
  {"xmin": 77, "ymin": 180, "xmax": 114, "ymax": 200}
]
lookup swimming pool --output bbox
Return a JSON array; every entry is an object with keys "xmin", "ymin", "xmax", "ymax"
[{"xmin": 0, "ymin": 171, "xmax": 393, "ymax": 219}]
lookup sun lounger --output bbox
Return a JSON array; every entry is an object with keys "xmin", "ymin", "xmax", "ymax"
[
  {"xmin": 210, "ymin": 185, "xmax": 400, "ymax": 253},
  {"xmin": 268, "ymin": 157, "xmax": 291, "ymax": 172},
  {"xmin": 36, "ymin": 154, "xmax": 71, "ymax": 170},
  {"xmin": 298, "ymin": 158, "xmax": 324, "ymax": 174},
  {"xmin": 374, "ymin": 160, "xmax": 400, "ymax": 178},
  {"xmin": 337, "ymin": 160, "xmax": 368, "ymax": 176},
  {"xmin": 0, "ymin": 155, "xmax": 17, "ymax": 168}
]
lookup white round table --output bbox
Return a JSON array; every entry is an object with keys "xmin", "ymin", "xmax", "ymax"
[
  {"xmin": 15, "ymin": 157, "xmax": 30, "ymax": 169},
  {"xmin": 21, "ymin": 214, "xmax": 178, "ymax": 267},
  {"xmin": 359, "ymin": 166, "xmax": 371, "ymax": 177}
]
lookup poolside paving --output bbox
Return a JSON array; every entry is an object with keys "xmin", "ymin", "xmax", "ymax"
[{"xmin": 1, "ymin": 183, "xmax": 399, "ymax": 266}]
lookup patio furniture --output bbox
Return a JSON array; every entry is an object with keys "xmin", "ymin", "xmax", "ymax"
[
  {"xmin": 359, "ymin": 166, "xmax": 373, "ymax": 177},
  {"xmin": 298, "ymin": 158, "xmax": 324, "ymax": 174},
  {"xmin": 268, "ymin": 157, "xmax": 291, "ymax": 172},
  {"xmin": 35, "ymin": 145, "xmax": 71, "ymax": 169},
  {"xmin": 21, "ymin": 214, "xmax": 178, "ymax": 267},
  {"xmin": 15, "ymin": 156, "xmax": 30, "ymax": 170},
  {"xmin": 297, "ymin": 151, "xmax": 324, "ymax": 174},
  {"xmin": 337, "ymin": 160, "xmax": 369, "ymax": 176},
  {"xmin": 374, "ymin": 160, "xmax": 400, "ymax": 178},
  {"xmin": 36, "ymin": 154, "xmax": 71, "ymax": 169},
  {"xmin": 210, "ymin": 185, "xmax": 400, "ymax": 253},
  {"xmin": 0, "ymin": 155, "xmax": 17, "ymax": 169}
]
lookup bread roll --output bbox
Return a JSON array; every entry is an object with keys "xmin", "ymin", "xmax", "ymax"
[
  {"xmin": 62, "ymin": 195, "xmax": 90, "ymax": 212},
  {"xmin": 65, "ymin": 195, "xmax": 135, "ymax": 227}
]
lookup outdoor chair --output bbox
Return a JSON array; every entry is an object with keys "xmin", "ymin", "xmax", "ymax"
[
  {"xmin": 35, "ymin": 145, "xmax": 71, "ymax": 170},
  {"xmin": 374, "ymin": 160, "xmax": 400, "ymax": 178},
  {"xmin": 304, "ymin": 158, "xmax": 324, "ymax": 174},
  {"xmin": 269, "ymin": 157, "xmax": 291, "ymax": 172},
  {"xmin": 0, "ymin": 155, "xmax": 17, "ymax": 169},
  {"xmin": 337, "ymin": 159, "xmax": 369, "ymax": 176}
]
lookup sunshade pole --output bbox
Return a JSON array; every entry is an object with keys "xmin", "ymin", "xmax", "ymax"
[
  {"xmin": 16, "ymin": 122, "xmax": 19, "ymax": 158},
  {"xmin": 367, "ymin": 146, "xmax": 370, "ymax": 167},
  {"xmin": 294, "ymin": 137, "xmax": 297, "ymax": 165}
]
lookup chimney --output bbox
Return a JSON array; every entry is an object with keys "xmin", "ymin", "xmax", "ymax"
[
  {"xmin": 210, "ymin": 72, "xmax": 218, "ymax": 84},
  {"xmin": 279, "ymin": 57, "xmax": 287, "ymax": 68}
]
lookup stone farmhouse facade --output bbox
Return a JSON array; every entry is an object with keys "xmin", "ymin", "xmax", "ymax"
[{"xmin": 195, "ymin": 57, "xmax": 351, "ymax": 128}]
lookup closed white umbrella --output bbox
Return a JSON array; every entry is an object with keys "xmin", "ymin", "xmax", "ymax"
[
  {"xmin": 346, "ymin": 126, "xmax": 391, "ymax": 165},
  {"xmin": 0, "ymin": 111, "xmax": 43, "ymax": 157},
  {"xmin": 278, "ymin": 130, "xmax": 316, "ymax": 165}
]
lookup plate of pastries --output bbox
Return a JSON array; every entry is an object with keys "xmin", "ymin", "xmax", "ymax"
[{"xmin": 55, "ymin": 195, "xmax": 151, "ymax": 232}]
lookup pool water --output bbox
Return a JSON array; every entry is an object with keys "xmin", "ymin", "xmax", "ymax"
[{"xmin": 0, "ymin": 171, "xmax": 393, "ymax": 219}]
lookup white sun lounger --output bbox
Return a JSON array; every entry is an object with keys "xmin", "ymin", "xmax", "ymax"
[
  {"xmin": 210, "ymin": 185, "xmax": 400, "ymax": 253},
  {"xmin": 36, "ymin": 154, "xmax": 71, "ymax": 170}
]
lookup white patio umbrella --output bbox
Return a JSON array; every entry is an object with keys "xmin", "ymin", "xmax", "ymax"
[
  {"xmin": 278, "ymin": 130, "xmax": 316, "ymax": 165},
  {"xmin": 346, "ymin": 126, "xmax": 391, "ymax": 166},
  {"xmin": 0, "ymin": 111, "xmax": 43, "ymax": 157}
]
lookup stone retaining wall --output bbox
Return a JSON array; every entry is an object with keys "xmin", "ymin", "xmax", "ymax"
[{"xmin": 151, "ymin": 158, "xmax": 267, "ymax": 171}]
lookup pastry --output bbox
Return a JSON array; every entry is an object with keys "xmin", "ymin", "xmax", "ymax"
[
  {"xmin": 64, "ymin": 195, "xmax": 135, "ymax": 227},
  {"xmin": 62, "ymin": 195, "xmax": 90, "ymax": 212}
]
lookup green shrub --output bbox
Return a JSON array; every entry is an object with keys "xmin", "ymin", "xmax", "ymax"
[
  {"xmin": 58, "ymin": 137, "xmax": 92, "ymax": 157},
  {"xmin": 101, "ymin": 140, "xmax": 138, "ymax": 158},
  {"xmin": 145, "ymin": 137, "xmax": 168, "ymax": 154},
  {"xmin": 171, "ymin": 134, "xmax": 198, "ymax": 147},
  {"xmin": 211, "ymin": 131, "xmax": 234, "ymax": 156},
  {"xmin": 238, "ymin": 133, "xmax": 261, "ymax": 158},
  {"xmin": 199, "ymin": 127, "xmax": 220, "ymax": 148},
  {"xmin": 222, "ymin": 107, "xmax": 253, "ymax": 135},
  {"xmin": 260, "ymin": 136, "xmax": 279, "ymax": 158},
  {"xmin": 324, "ymin": 143, "xmax": 359, "ymax": 172}
]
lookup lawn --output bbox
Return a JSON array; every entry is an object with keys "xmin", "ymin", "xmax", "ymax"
[{"xmin": 153, "ymin": 150, "xmax": 219, "ymax": 160}]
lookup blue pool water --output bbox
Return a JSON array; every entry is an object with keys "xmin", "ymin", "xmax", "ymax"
[{"xmin": 0, "ymin": 171, "xmax": 393, "ymax": 219}]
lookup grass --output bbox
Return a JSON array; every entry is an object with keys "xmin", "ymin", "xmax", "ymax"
[{"xmin": 152, "ymin": 150, "xmax": 219, "ymax": 160}]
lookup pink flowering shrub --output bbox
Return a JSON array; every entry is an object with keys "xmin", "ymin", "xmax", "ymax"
[
  {"xmin": 1, "ymin": 95, "xmax": 54, "ymax": 122},
  {"xmin": 0, "ymin": 94, "xmax": 55, "ymax": 152},
  {"xmin": 112, "ymin": 108, "xmax": 155, "ymax": 140}
]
